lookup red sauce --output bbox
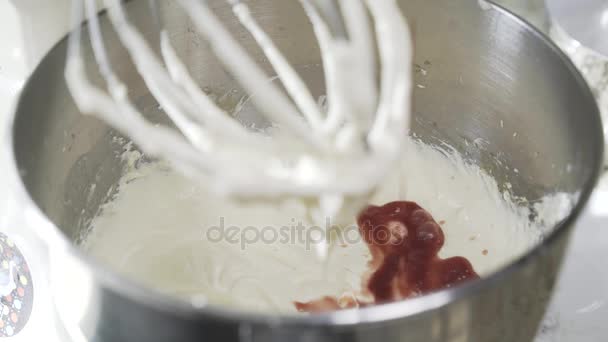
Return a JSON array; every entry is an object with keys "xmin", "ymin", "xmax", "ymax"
[{"xmin": 295, "ymin": 201, "xmax": 479, "ymax": 313}]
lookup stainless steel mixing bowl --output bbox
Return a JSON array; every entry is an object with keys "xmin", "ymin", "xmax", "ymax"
[{"xmin": 8, "ymin": 0, "xmax": 604, "ymax": 341}]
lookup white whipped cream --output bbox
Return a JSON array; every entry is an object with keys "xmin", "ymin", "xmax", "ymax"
[{"xmin": 81, "ymin": 138, "xmax": 573, "ymax": 313}]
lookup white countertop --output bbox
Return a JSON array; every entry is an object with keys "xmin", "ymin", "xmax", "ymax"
[{"xmin": 538, "ymin": 178, "xmax": 608, "ymax": 341}]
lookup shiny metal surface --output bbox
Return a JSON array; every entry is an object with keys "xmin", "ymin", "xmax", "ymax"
[{"xmin": 7, "ymin": 0, "xmax": 604, "ymax": 341}]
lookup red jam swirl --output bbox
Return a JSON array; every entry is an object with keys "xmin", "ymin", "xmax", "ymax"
[{"xmin": 295, "ymin": 201, "xmax": 479, "ymax": 312}]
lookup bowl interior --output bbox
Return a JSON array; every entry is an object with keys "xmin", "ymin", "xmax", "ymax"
[{"xmin": 12, "ymin": 0, "xmax": 603, "ymax": 303}]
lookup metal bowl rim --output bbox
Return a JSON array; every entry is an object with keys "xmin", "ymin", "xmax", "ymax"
[{"xmin": 6, "ymin": 0, "xmax": 605, "ymax": 327}]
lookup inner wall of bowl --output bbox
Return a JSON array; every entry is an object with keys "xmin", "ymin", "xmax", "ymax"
[{"xmin": 14, "ymin": 0, "xmax": 600, "ymax": 257}]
